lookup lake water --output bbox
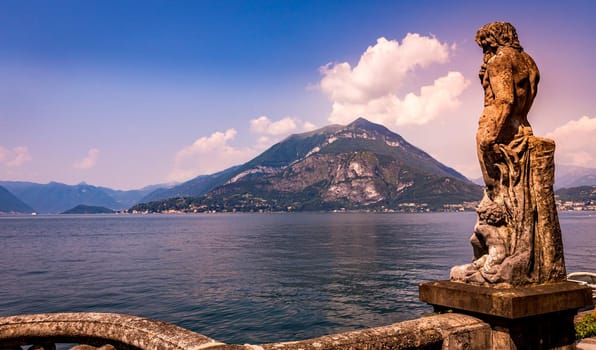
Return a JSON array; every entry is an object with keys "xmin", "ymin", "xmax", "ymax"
[{"xmin": 0, "ymin": 212, "xmax": 594, "ymax": 344}]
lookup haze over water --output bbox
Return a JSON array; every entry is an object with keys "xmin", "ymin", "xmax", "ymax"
[{"xmin": 0, "ymin": 212, "xmax": 593, "ymax": 344}]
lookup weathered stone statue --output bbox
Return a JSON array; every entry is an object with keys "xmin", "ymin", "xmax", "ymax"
[
  {"xmin": 450, "ymin": 22, "xmax": 566, "ymax": 286},
  {"xmin": 421, "ymin": 22, "xmax": 592, "ymax": 350}
]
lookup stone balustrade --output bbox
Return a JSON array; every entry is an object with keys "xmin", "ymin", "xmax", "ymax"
[
  {"xmin": 0, "ymin": 312, "xmax": 495, "ymax": 350},
  {"xmin": 0, "ymin": 313, "xmax": 223, "ymax": 350}
]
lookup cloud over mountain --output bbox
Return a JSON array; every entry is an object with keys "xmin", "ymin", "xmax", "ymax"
[
  {"xmin": 0, "ymin": 146, "xmax": 32, "ymax": 167},
  {"xmin": 170, "ymin": 117, "xmax": 318, "ymax": 183},
  {"xmin": 73, "ymin": 148, "xmax": 100, "ymax": 170},
  {"xmin": 250, "ymin": 116, "xmax": 316, "ymax": 136},
  {"xmin": 250, "ymin": 115, "xmax": 317, "ymax": 147},
  {"xmin": 169, "ymin": 129, "xmax": 258, "ymax": 182},
  {"xmin": 546, "ymin": 115, "xmax": 596, "ymax": 168},
  {"xmin": 319, "ymin": 34, "xmax": 469, "ymax": 127}
]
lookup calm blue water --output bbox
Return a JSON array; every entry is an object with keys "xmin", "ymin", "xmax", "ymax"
[{"xmin": 0, "ymin": 212, "xmax": 594, "ymax": 344}]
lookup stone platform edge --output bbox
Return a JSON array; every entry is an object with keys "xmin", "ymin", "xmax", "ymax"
[{"xmin": 419, "ymin": 280, "xmax": 593, "ymax": 319}]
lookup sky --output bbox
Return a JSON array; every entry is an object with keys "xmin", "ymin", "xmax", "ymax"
[{"xmin": 1, "ymin": 0, "xmax": 595, "ymax": 190}]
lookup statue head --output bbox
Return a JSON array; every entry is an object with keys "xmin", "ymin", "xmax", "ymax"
[
  {"xmin": 475, "ymin": 21, "xmax": 523, "ymax": 54},
  {"xmin": 477, "ymin": 196, "xmax": 507, "ymax": 226}
]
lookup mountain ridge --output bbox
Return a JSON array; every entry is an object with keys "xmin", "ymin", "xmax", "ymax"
[
  {"xmin": 132, "ymin": 118, "xmax": 484, "ymax": 212},
  {"xmin": 3, "ymin": 119, "xmax": 595, "ymax": 213},
  {"xmin": 0, "ymin": 181, "xmax": 166, "ymax": 213},
  {"xmin": 0, "ymin": 185, "xmax": 35, "ymax": 213}
]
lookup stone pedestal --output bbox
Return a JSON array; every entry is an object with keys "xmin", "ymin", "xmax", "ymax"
[{"xmin": 419, "ymin": 280, "xmax": 594, "ymax": 349}]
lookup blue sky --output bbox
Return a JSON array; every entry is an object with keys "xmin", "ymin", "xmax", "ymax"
[{"xmin": 1, "ymin": 0, "xmax": 595, "ymax": 189}]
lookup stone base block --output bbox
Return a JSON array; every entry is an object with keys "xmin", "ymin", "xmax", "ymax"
[
  {"xmin": 420, "ymin": 280, "xmax": 593, "ymax": 318},
  {"xmin": 419, "ymin": 280, "xmax": 594, "ymax": 349}
]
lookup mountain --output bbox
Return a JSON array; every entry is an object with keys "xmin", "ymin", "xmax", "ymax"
[
  {"xmin": 5, "ymin": 182, "xmax": 120, "ymax": 213},
  {"xmin": 554, "ymin": 165, "xmax": 596, "ymax": 189},
  {"xmin": 444, "ymin": 163, "xmax": 596, "ymax": 189},
  {"xmin": 133, "ymin": 118, "xmax": 483, "ymax": 212},
  {"xmin": 62, "ymin": 204, "xmax": 115, "ymax": 214},
  {"xmin": 0, "ymin": 181, "xmax": 167, "ymax": 214},
  {"xmin": 140, "ymin": 125, "xmax": 354, "ymax": 203},
  {"xmin": 0, "ymin": 186, "xmax": 35, "ymax": 213},
  {"xmin": 99, "ymin": 184, "xmax": 171, "ymax": 208},
  {"xmin": 139, "ymin": 166, "xmax": 240, "ymax": 203},
  {"xmin": 555, "ymin": 186, "xmax": 595, "ymax": 203}
]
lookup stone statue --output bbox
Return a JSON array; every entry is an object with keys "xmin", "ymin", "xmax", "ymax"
[{"xmin": 450, "ymin": 22, "xmax": 566, "ymax": 286}]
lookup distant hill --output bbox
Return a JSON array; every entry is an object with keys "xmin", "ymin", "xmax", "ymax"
[
  {"xmin": 555, "ymin": 185, "xmax": 595, "ymax": 203},
  {"xmin": 139, "ymin": 167, "xmax": 240, "ymax": 203},
  {"xmin": 0, "ymin": 181, "xmax": 167, "ymax": 214},
  {"xmin": 554, "ymin": 165, "xmax": 596, "ymax": 189},
  {"xmin": 0, "ymin": 186, "xmax": 35, "ymax": 213},
  {"xmin": 133, "ymin": 118, "xmax": 483, "ymax": 212},
  {"xmin": 99, "ymin": 184, "xmax": 171, "ymax": 208},
  {"xmin": 448, "ymin": 163, "xmax": 596, "ymax": 189},
  {"xmin": 0, "ymin": 182, "xmax": 120, "ymax": 213},
  {"xmin": 9, "ymin": 122, "xmax": 592, "ymax": 213},
  {"xmin": 62, "ymin": 204, "xmax": 115, "ymax": 214}
]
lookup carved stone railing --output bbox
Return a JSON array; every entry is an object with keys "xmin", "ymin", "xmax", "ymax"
[
  {"xmin": 0, "ymin": 312, "xmax": 494, "ymax": 350},
  {"xmin": 0, "ymin": 313, "xmax": 225, "ymax": 350},
  {"xmin": 259, "ymin": 313, "xmax": 490, "ymax": 349}
]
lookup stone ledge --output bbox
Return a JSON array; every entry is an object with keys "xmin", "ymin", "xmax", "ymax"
[
  {"xmin": 419, "ymin": 280, "xmax": 593, "ymax": 319},
  {"xmin": 0, "ymin": 312, "xmax": 494, "ymax": 350},
  {"xmin": 0, "ymin": 312, "xmax": 222, "ymax": 350},
  {"xmin": 260, "ymin": 313, "xmax": 490, "ymax": 350}
]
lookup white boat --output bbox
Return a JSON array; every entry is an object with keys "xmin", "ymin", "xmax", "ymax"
[{"xmin": 567, "ymin": 272, "xmax": 596, "ymax": 301}]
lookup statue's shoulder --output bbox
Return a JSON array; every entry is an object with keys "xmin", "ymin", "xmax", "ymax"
[
  {"xmin": 486, "ymin": 48, "xmax": 515, "ymax": 71},
  {"xmin": 495, "ymin": 47, "xmax": 519, "ymax": 60},
  {"xmin": 489, "ymin": 47, "xmax": 528, "ymax": 71}
]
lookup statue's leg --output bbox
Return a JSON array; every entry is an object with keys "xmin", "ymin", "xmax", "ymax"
[
  {"xmin": 471, "ymin": 230, "xmax": 487, "ymax": 260},
  {"xmin": 476, "ymin": 127, "xmax": 500, "ymax": 191}
]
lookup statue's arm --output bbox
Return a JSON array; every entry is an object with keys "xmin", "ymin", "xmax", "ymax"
[
  {"xmin": 485, "ymin": 54, "xmax": 515, "ymax": 144},
  {"xmin": 525, "ymin": 53, "xmax": 540, "ymax": 110}
]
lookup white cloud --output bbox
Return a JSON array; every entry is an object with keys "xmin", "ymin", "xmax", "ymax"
[
  {"xmin": 303, "ymin": 121, "xmax": 317, "ymax": 130},
  {"xmin": 329, "ymin": 71, "xmax": 469, "ymax": 126},
  {"xmin": 545, "ymin": 116, "xmax": 596, "ymax": 168},
  {"xmin": 250, "ymin": 116, "xmax": 296, "ymax": 135},
  {"xmin": 319, "ymin": 34, "xmax": 469, "ymax": 127},
  {"xmin": 73, "ymin": 148, "xmax": 100, "ymax": 170},
  {"xmin": 249, "ymin": 115, "xmax": 318, "ymax": 150},
  {"xmin": 250, "ymin": 116, "xmax": 316, "ymax": 136},
  {"xmin": 0, "ymin": 146, "xmax": 32, "ymax": 167},
  {"xmin": 169, "ymin": 129, "xmax": 258, "ymax": 182},
  {"xmin": 169, "ymin": 117, "xmax": 319, "ymax": 183}
]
